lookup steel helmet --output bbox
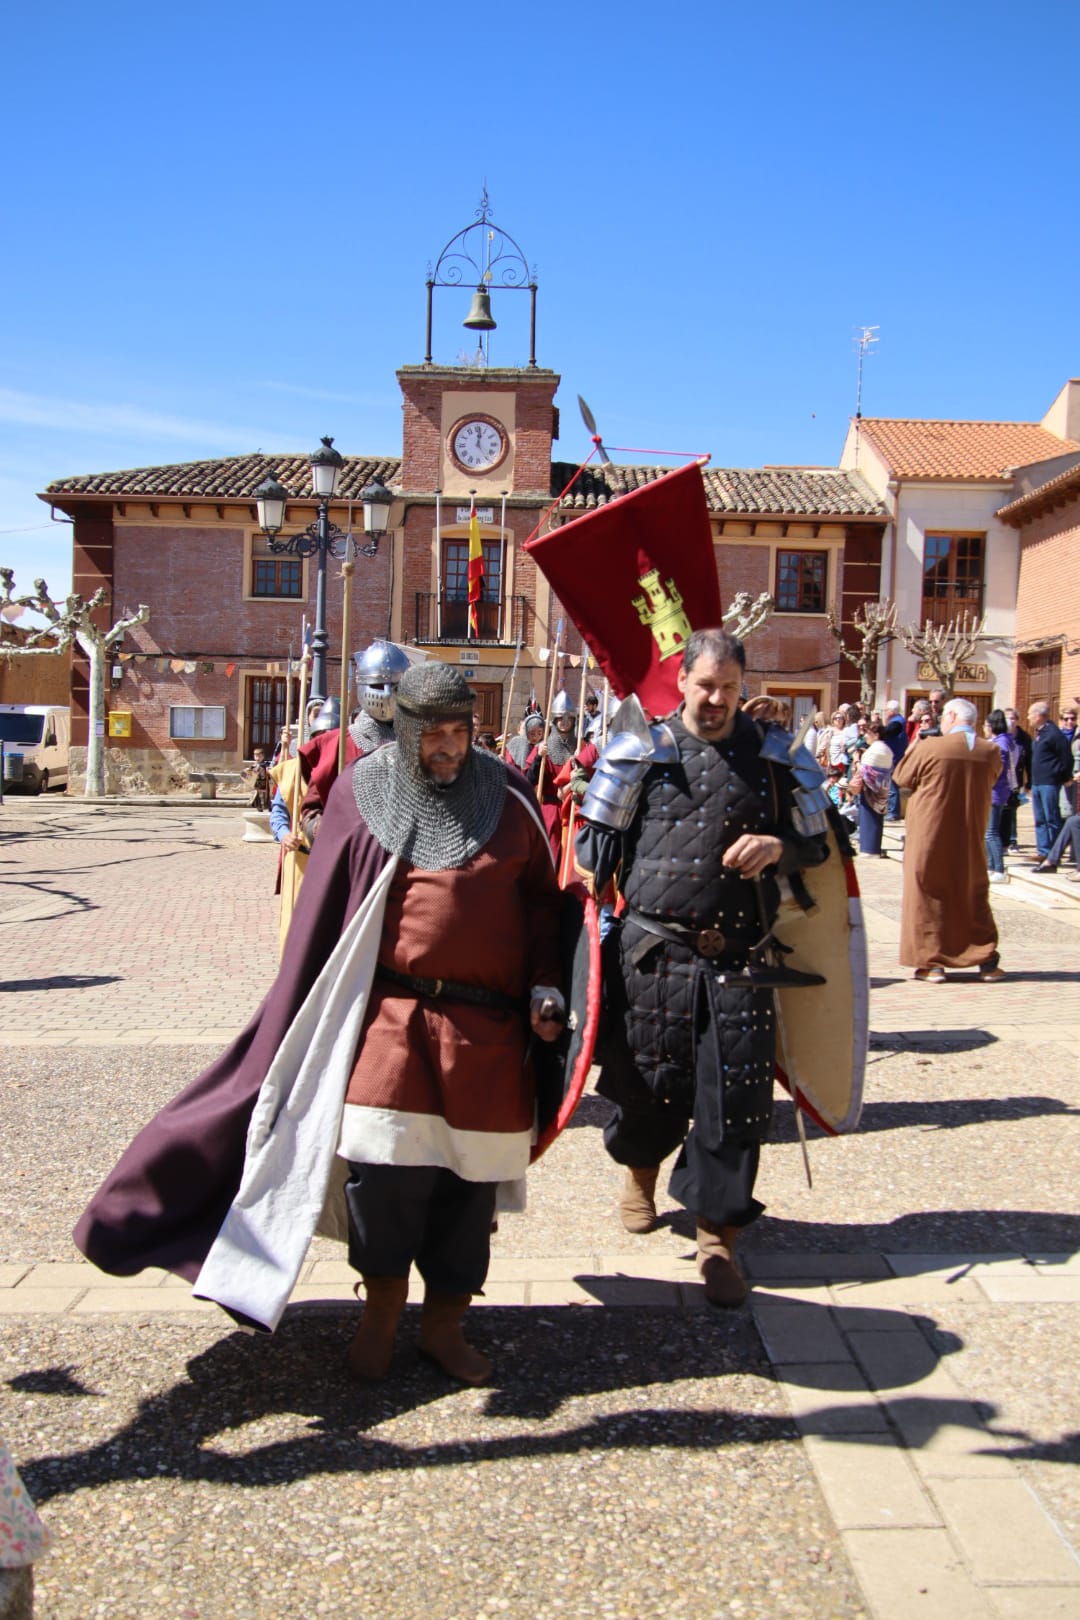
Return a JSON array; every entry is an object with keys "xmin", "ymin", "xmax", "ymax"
[
  {"xmin": 309, "ymin": 696, "xmax": 341, "ymax": 734},
  {"xmin": 551, "ymin": 690, "xmax": 575, "ymax": 718},
  {"xmin": 352, "ymin": 638, "xmax": 410, "ymax": 723}
]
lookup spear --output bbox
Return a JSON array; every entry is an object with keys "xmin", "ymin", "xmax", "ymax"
[{"xmin": 536, "ymin": 617, "xmax": 564, "ymax": 803}]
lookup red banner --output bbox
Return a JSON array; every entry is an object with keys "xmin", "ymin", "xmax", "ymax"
[{"xmin": 524, "ymin": 462, "xmax": 722, "ymax": 718}]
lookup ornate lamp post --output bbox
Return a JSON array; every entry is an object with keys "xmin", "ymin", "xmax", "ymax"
[{"xmin": 254, "ymin": 439, "xmax": 393, "ymax": 703}]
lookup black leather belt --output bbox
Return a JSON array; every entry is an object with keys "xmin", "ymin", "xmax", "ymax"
[
  {"xmin": 625, "ymin": 909, "xmax": 756, "ymax": 960},
  {"xmin": 376, "ymin": 966, "xmax": 520, "ymax": 1011}
]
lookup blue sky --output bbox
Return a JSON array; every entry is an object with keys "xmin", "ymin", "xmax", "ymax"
[{"xmin": 3, "ymin": 0, "xmax": 1078, "ymax": 600}]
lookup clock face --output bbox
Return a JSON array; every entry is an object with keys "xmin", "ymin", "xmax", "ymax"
[{"xmin": 450, "ymin": 416, "xmax": 507, "ymax": 473}]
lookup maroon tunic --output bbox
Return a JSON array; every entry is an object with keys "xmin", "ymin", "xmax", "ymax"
[{"xmin": 74, "ymin": 764, "xmax": 563, "ymax": 1283}]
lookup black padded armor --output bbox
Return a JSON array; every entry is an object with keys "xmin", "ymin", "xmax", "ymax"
[{"xmin": 601, "ymin": 710, "xmax": 825, "ymax": 1147}]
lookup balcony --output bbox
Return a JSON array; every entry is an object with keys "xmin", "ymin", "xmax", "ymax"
[{"xmin": 414, "ymin": 593, "xmax": 532, "ymax": 646}]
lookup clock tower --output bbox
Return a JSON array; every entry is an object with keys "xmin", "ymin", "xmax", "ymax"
[{"xmin": 390, "ymin": 198, "xmax": 565, "ymax": 734}]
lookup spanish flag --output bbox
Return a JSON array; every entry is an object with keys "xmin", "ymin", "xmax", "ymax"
[{"xmin": 467, "ymin": 497, "xmax": 484, "ymax": 637}]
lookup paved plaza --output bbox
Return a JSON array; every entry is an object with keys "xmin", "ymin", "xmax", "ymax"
[{"xmin": 1, "ymin": 797, "xmax": 1078, "ymax": 1619}]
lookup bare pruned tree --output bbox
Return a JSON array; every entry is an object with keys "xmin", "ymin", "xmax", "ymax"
[
  {"xmin": 0, "ymin": 568, "xmax": 150, "ymax": 797},
  {"xmin": 826, "ymin": 598, "xmax": 898, "ymax": 709},
  {"xmin": 723, "ymin": 590, "xmax": 774, "ymax": 640},
  {"xmin": 897, "ymin": 610, "xmax": 985, "ymax": 702}
]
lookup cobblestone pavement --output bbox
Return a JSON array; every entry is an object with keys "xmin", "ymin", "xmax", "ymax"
[{"xmin": 1, "ymin": 798, "xmax": 1078, "ymax": 1619}]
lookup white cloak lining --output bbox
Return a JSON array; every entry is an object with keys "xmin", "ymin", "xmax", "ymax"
[{"xmin": 194, "ymin": 857, "xmax": 398, "ymax": 1331}]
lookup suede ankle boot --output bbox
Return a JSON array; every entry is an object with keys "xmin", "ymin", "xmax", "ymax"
[
  {"xmin": 418, "ymin": 1293, "xmax": 492, "ymax": 1385},
  {"xmin": 695, "ymin": 1219, "xmax": 749, "ymax": 1308},
  {"xmin": 346, "ymin": 1276, "xmax": 409, "ymax": 1380},
  {"xmin": 619, "ymin": 1166, "xmax": 660, "ymax": 1234}
]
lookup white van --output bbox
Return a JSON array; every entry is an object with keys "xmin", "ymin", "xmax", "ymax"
[{"xmin": 0, "ymin": 705, "xmax": 70, "ymax": 794}]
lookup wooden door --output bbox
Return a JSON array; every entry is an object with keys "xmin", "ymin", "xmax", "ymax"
[{"xmin": 471, "ymin": 682, "xmax": 502, "ymax": 731}]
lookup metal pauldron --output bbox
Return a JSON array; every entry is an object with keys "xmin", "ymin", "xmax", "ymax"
[
  {"xmin": 759, "ymin": 724, "xmax": 830, "ymax": 836},
  {"xmin": 580, "ymin": 721, "xmax": 679, "ymax": 831}
]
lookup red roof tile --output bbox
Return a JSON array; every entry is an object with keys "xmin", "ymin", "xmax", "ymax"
[{"xmin": 855, "ymin": 419, "xmax": 1078, "ymax": 481}]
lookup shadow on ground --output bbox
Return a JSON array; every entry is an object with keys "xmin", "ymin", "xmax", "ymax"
[{"xmin": 10, "ymin": 1295, "xmax": 1066, "ymax": 1505}]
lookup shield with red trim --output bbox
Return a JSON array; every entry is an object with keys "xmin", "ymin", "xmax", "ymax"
[
  {"xmin": 772, "ymin": 818, "xmax": 867, "ymax": 1134},
  {"xmin": 524, "ymin": 461, "xmax": 722, "ymax": 719},
  {"xmin": 531, "ymin": 881, "xmax": 602, "ymax": 1160}
]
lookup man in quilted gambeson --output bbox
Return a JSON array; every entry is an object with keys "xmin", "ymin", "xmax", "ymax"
[{"xmin": 576, "ymin": 629, "xmax": 830, "ymax": 1306}]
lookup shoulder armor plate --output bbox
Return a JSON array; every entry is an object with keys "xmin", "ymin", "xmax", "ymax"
[{"xmin": 581, "ymin": 706, "xmax": 679, "ymax": 831}]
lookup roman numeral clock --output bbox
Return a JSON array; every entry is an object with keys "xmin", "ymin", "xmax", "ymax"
[{"xmin": 448, "ymin": 413, "xmax": 509, "ymax": 474}]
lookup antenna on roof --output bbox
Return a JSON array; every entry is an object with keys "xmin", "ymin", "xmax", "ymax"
[{"xmin": 853, "ymin": 325, "xmax": 879, "ymax": 461}]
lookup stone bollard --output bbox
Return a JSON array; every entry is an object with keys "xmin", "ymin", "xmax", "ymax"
[{"xmin": 241, "ymin": 809, "xmax": 275, "ymax": 844}]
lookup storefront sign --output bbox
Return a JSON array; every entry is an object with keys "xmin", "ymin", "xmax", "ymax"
[{"xmin": 917, "ymin": 662, "xmax": 989, "ymax": 684}]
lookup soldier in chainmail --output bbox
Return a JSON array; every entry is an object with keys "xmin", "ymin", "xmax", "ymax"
[
  {"xmin": 296, "ymin": 639, "xmax": 409, "ymax": 848},
  {"xmin": 526, "ymin": 691, "xmax": 580, "ymax": 861},
  {"xmin": 75, "ymin": 661, "xmax": 566, "ymax": 1386},
  {"xmin": 576, "ymin": 629, "xmax": 830, "ymax": 1307},
  {"xmin": 339, "ymin": 661, "xmax": 565, "ymax": 1384}
]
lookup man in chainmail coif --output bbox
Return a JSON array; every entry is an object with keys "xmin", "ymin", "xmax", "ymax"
[{"xmin": 75, "ymin": 661, "xmax": 564, "ymax": 1389}]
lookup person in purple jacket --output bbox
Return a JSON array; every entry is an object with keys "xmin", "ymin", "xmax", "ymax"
[{"xmin": 983, "ymin": 709, "xmax": 1021, "ymax": 883}]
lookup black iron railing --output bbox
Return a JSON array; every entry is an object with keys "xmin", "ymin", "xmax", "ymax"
[{"xmin": 414, "ymin": 593, "xmax": 532, "ymax": 646}]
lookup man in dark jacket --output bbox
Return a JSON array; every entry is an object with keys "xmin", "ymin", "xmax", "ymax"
[
  {"xmin": 1027, "ymin": 702, "xmax": 1073, "ymax": 860},
  {"xmin": 882, "ymin": 700, "xmax": 908, "ymax": 818}
]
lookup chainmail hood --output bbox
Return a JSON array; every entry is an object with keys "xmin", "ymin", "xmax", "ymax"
[
  {"xmin": 348, "ymin": 710, "xmax": 394, "ymax": 755},
  {"xmin": 545, "ymin": 718, "xmax": 578, "ymax": 769},
  {"xmin": 353, "ymin": 662, "xmax": 506, "ymax": 869}
]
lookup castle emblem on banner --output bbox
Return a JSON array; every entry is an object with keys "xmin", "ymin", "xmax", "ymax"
[{"xmin": 631, "ymin": 568, "xmax": 692, "ymax": 661}]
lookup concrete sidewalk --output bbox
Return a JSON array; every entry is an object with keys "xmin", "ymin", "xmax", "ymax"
[{"xmin": 1, "ymin": 800, "xmax": 1078, "ymax": 1618}]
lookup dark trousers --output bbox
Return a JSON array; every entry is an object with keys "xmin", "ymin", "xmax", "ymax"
[
  {"xmin": 344, "ymin": 1162, "xmax": 496, "ymax": 1295},
  {"xmin": 597, "ymin": 1050, "xmax": 765, "ymax": 1230},
  {"xmin": 999, "ymin": 792, "xmax": 1020, "ymax": 850}
]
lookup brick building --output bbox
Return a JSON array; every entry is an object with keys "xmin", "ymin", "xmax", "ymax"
[
  {"xmin": 42, "ymin": 358, "xmax": 887, "ymax": 792},
  {"xmin": 996, "ymin": 457, "xmax": 1080, "ymax": 715}
]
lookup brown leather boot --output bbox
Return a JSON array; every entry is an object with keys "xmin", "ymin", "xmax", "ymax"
[
  {"xmin": 619, "ymin": 1166, "xmax": 660, "ymax": 1234},
  {"xmin": 696, "ymin": 1219, "xmax": 749, "ymax": 1308},
  {"xmin": 418, "ymin": 1293, "xmax": 493, "ymax": 1385},
  {"xmin": 346, "ymin": 1276, "xmax": 409, "ymax": 1380}
]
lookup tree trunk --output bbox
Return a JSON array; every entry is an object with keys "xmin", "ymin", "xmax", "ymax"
[{"xmin": 81, "ymin": 634, "xmax": 107, "ymax": 797}]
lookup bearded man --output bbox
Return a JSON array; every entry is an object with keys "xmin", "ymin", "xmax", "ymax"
[
  {"xmin": 576, "ymin": 629, "xmax": 831, "ymax": 1307},
  {"xmin": 75, "ymin": 663, "xmax": 563, "ymax": 1386}
]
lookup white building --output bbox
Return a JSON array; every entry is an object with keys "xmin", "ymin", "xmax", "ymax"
[{"xmin": 839, "ymin": 381, "xmax": 1080, "ymax": 718}]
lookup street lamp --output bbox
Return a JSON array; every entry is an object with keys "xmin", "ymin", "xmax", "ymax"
[{"xmin": 254, "ymin": 439, "xmax": 394, "ymax": 704}]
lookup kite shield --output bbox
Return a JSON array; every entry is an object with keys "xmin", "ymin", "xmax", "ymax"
[
  {"xmin": 531, "ymin": 881, "xmax": 602, "ymax": 1161},
  {"xmin": 772, "ymin": 821, "xmax": 868, "ymax": 1135}
]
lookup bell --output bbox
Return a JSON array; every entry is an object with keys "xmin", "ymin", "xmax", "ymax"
[{"xmin": 463, "ymin": 286, "xmax": 496, "ymax": 331}]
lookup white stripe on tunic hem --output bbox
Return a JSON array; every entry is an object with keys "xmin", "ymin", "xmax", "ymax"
[{"xmin": 337, "ymin": 1103, "xmax": 532, "ymax": 1183}]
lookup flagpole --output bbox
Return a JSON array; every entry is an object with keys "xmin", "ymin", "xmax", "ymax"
[
  {"xmin": 601, "ymin": 677, "xmax": 611, "ymax": 750},
  {"xmin": 434, "ymin": 490, "xmax": 443, "ymax": 640},
  {"xmin": 498, "ymin": 489, "xmax": 508, "ymax": 642},
  {"xmin": 501, "ymin": 633, "xmax": 524, "ymax": 760},
  {"xmin": 536, "ymin": 617, "xmax": 564, "ymax": 804}
]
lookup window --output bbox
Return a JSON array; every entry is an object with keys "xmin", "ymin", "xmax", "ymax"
[
  {"xmin": 776, "ymin": 550, "xmax": 828, "ymax": 613},
  {"xmin": 250, "ymin": 535, "xmax": 302, "ymax": 599},
  {"xmin": 922, "ymin": 533, "xmax": 984, "ymax": 626},
  {"xmin": 441, "ymin": 539, "xmax": 504, "ymax": 638},
  {"xmin": 169, "ymin": 705, "xmax": 226, "ymax": 740},
  {"xmin": 245, "ymin": 676, "xmax": 301, "ymax": 754}
]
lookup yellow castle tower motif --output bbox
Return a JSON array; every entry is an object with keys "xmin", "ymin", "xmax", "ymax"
[{"xmin": 631, "ymin": 568, "xmax": 693, "ymax": 661}]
